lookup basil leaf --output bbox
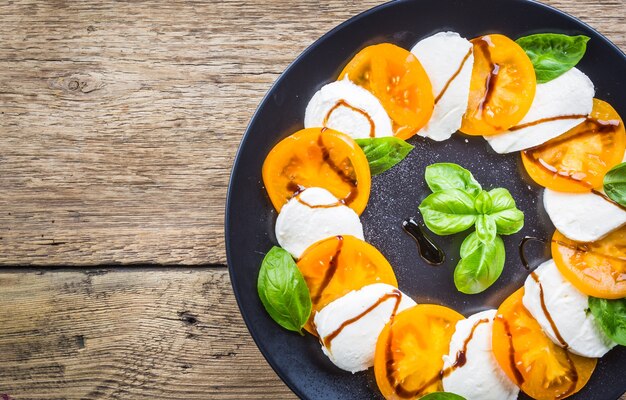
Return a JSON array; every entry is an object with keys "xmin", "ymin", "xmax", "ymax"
[
  {"xmin": 491, "ymin": 208, "xmax": 525, "ymax": 235},
  {"xmin": 488, "ymin": 188, "xmax": 516, "ymax": 212},
  {"xmin": 419, "ymin": 189, "xmax": 478, "ymax": 235},
  {"xmin": 603, "ymin": 162, "xmax": 626, "ymax": 207},
  {"xmin": 488, "ymin": 188, "xmax": 524, "ymax": 235},
  {"xmin": 424, "ymin": 163, "xmax": 482, "ymax": 197},
  {"xmin": 589, "ymin": 297, "xmax": 626, "ymax": 346},
  {"xmin": 257, "ymin": 246, "xmax": 312, "ymax": 335},
  {"xmin": 476, "ymin": 214, "xmax": 497, "ymax": 243},
  {"xmin": 355, "ymin": 137, "xmax": 414, "ymax": 176},
  {"xmin": 516, "ymin": 33, "xmax": 590, "ymax": 83},
  {"xmin": 474, "ymin": 190, "xmax": 493, "ymax": 214},
  {"xmin": 420, "ymin": 393, "xmax": 467, "ymax": 400},
  {"xmin": 454, "ymin": 233, "xmax": 505, "ymax": 294}
]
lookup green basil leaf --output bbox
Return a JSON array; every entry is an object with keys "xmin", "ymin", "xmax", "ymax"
[
  {"xmin": 454, "ymin": 233, "xmax": 505, "ymax": 294},
  {"xmin": 603, "ymin": 162, "xmax": 626, "ymax": 207},
  {"xmin": 424, "ymin": 163, "xmax": 482, "ymax": 197},
  {"xmin": 257, "ymin": 246, "xmax": 312, "ymax": 334},
  {"xmin": 487, "ymin": 188, "xmax": 524, "ymax": 235},
  {"xmin": 488, "ymin": 188, "xmax": 516, "ymax": 212},
  {"xmin": 419, "ymin": 189, "xmax": 478, "ymax": 235},
  {"xmin": 491, "ymin": 208, "xmax": 525, "ymax": 235},
  {"xmin": 420, "ymin": 393, "xmax": 467, "ymax": 400},
  {"xmin": 355, "ymin": 137, "xmax": 414, "ymax": 176},
  {"xmin": 515, "ymin": 33, "xmax": 590, "ymax": 83},
  {"xmin": 476, "ymin": 214, "xmax": 497, "ymax": 243},
  {"xmin": 589, "ymin": 297, "xmax": 626, "ymax": 346},
  {"xmin": 474, "ymin": 190, "xmax": 493, "ymax": 214}
]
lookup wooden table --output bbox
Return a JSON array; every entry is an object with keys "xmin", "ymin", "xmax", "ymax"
[{"xmin": 0, "ymin": 0, "xmax": 623, "ymax": 398}]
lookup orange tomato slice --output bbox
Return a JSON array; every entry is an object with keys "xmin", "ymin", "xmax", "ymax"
[
  {"xmin": 552, "ymin": 228, "xmax": 626, "ymax": 299},
  {"xmin": 521, "ymin": 99, "xmax": 626, "ymax": 192},
  {"xmin": 339, "ymin": 43, "xmax": 434, "ymax": 133},
  {"xmin": 460, "ymin": 34, "xmax": 536, "ymax": 136},
  {"xmin": 492, "ymin": 288, "xmax": 597, "ymax": 400},
  {"xmin": 262, "ymin": 127, "xmax": 371, "ymax": 215},
  {"xmin": 374, "ymin": 304, "xmax": 464, "ymax": 400},
  {"xmin": 297, "ymin": 235, "xmax": 397, "ymax": 335}
]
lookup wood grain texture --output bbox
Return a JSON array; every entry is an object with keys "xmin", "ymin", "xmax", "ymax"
[
  {"xmin": 0, "ymin": 269, "xmax": 296, "ymax": 400},
  {"xmin": 0, "ymin": 268, "xmax": 623, "ymax": 400},
  {"xmin": 0, "ymin": 0, "xmax": 623, "ymax": 265}
]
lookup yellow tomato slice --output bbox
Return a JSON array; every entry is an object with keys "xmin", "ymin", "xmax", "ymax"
[
  {"xmin": 552, "ymin": 228, "xmax": 626, "ymax": 299},
  {"xmin": 339, "ymin": 43, "xmax": 434, "ymax": 132},
  {"xmin": 261, "ymin": 127, "xmax": 371, "ymax": 215},
  {"xmin": 374, "ymin": 305, "xmax": 464, "ymax": 400},
  {"xmin": 521, "ymin": 99, "xmax": 626, "ymax": 192},
  {"xmin": 297, "ymin": 235, "xmax": 398, "ymax": 335},
  {"xmin": 492, "ymin": 288, "xmax": 597, "ymax": 400},
  {"xmin": 460, "ymin": 34, "xmax": 536, "ymax": 136}
]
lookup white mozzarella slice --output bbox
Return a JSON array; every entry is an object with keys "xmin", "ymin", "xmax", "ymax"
[
  {"xmin": 544, "ymin": 188, "xmax": 626, "ymax": 242},
  {"xmin": 523, "ymin": 259, "xmax": 616, "ymax": 358},
  {"xmin": 411, "ymin": 31, "xmax": 474, "ymax": 141},
  {"xmin": 275, "ymin": 187, "xmax": 364, "ymax": 259},
  {"xmin": 314, "ymin": 283, "xmax": 416, "ymax": 373},
  {"xmin": 442, "ymin": 310, "xmax": 519, "ymax": 400},
  {"xmin": 304, "ymin": 79, "xmax": 393, "ymax": 139},
  {"xmin": 485, "ymin": 68, "xmax": 594, "ymax": 154}
]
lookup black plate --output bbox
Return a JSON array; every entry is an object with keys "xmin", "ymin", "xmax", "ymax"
[{"xmin": 225, "ymin": 0, "xmax": 626, "ymax": 399}]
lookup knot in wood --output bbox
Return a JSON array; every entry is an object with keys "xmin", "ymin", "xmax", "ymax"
[{"xmin": 178, "ymin": 311, "xmax": 199, "ymax": 326}]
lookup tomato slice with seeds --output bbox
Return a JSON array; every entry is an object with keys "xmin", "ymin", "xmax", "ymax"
[
  {"xmin": 552, "ymin": 228, "xmax": 626, "ymax": 299},
  {"xmin": 492, "ymin": 288, "xmax": 597, "ymax": 400},
  {"xmin": 521, "ymin": 99, "xmax": 626, "ymax": 192},
  {"xmin": 297, "ymin": 235, "xmax": 397, "ymax": 335},
  {"xmin": 460, "ymin": 34, "xmax": 536, "ymax": 136},
  {"xmin": 262, "ymin": 127, "xmax": 371, "ymax": 215},
  {"xmin": 339, "ymin": 43, "xmax": 434, "ymax": 133},
  {"xmin": 374, "ymin": 304, "xmax": 464, "ymax": 400}
]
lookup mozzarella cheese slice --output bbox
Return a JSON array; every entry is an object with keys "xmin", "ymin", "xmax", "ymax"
[
  {"xmin": 410, "ymin": 31, "xmax": 474, "ymax": 141},
  {"xmin": 442, "ymin": 310, "xmax": 519, "ymax": 400},
  {"xmin": 275, "ymin": 187, "xmax": 364, "ymax": 259},
  {"xmin": 485, "ymin": 68, "xmax": 594, "ymax": 154},
  {"xmin": 523, "ymin": 259, "xmax": 616, "ymax": 358},
  {"xmin": 543, "ymin": 188, "xmax": 626, "ymax": 242},
  {"xmin": 314, "ymin": 283, "xmax": 416, "ymax": 373},
  {"xmin": 304, "ymin": 78, "xmax": 393, "ymax": 139}
]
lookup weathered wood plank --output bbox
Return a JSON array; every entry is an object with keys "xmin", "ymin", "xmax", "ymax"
[
  {"xmin": 0, "ymin": 0, "xmax": 623, "ymax": 265},
  {"xmin": 0, "ymin": 268, "xmax": 296, "ymax": 399},
  {"xmin": 0, "ymin": 268, "xmax": 623, "ymax": 399}
]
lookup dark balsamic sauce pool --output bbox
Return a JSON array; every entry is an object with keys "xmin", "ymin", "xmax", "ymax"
[{"xmin": 401, "ymin": 216, "xmax": 445, "ymax": 265}]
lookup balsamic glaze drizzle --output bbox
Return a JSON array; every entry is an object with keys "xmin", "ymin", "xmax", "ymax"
[
  {"xmin": 402, "ymin": 217, "xmax": 445, "ymax": 265},
  {"xmin": 321, "ymin": 289, "xmax": 402, "ymax": 350},
  {"xmin": 323, "ymin": 99, "xmax": 376, "ymax": 138},
  {"xmin": 518, "ymin": 236, "xmax": 547, "ymax": 271}
]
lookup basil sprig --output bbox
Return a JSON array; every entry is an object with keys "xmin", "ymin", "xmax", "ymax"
[
  {"xmin": 516, "ymin": 33, "xmax": 590, "ymax": 83},
  {"xmin": 589, "ymin": 297, "xmax": 626, "ymax": 346},
  {"xmin": 420, "ymin": 393, "xmax": 467, "ymax": 400},
  {"xmin": 257, "ymin": 246, "xmax": 312, "ymax": 334},
  {"xmin": 603, "ymin": 162, "xmax": 626, "ymax": 207},
  {"xmin": 355, "ymin": 137, "xmax": 414, "ymax": 175},
  {"xmin": 418, "ymin": 163, "xmax": 524, "ymax": 294}
]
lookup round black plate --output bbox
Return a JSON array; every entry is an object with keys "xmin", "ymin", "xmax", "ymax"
[{"xmin": 225, "ymin": 0, "xmax": 626, "ymax": 399}]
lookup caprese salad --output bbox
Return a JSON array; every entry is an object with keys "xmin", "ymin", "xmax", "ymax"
[{"xmin": 255, "ymin": 29, "xmax": 626, "ymax": 400}]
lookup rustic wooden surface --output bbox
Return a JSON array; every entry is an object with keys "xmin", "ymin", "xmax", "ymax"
[
  {"xmin": 1, "ymin": 0, "xmax": 623, "ymax": 266},
  {"xmin": 0, "ymin": 0, "xmax": 624, "ymax": 399}
]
